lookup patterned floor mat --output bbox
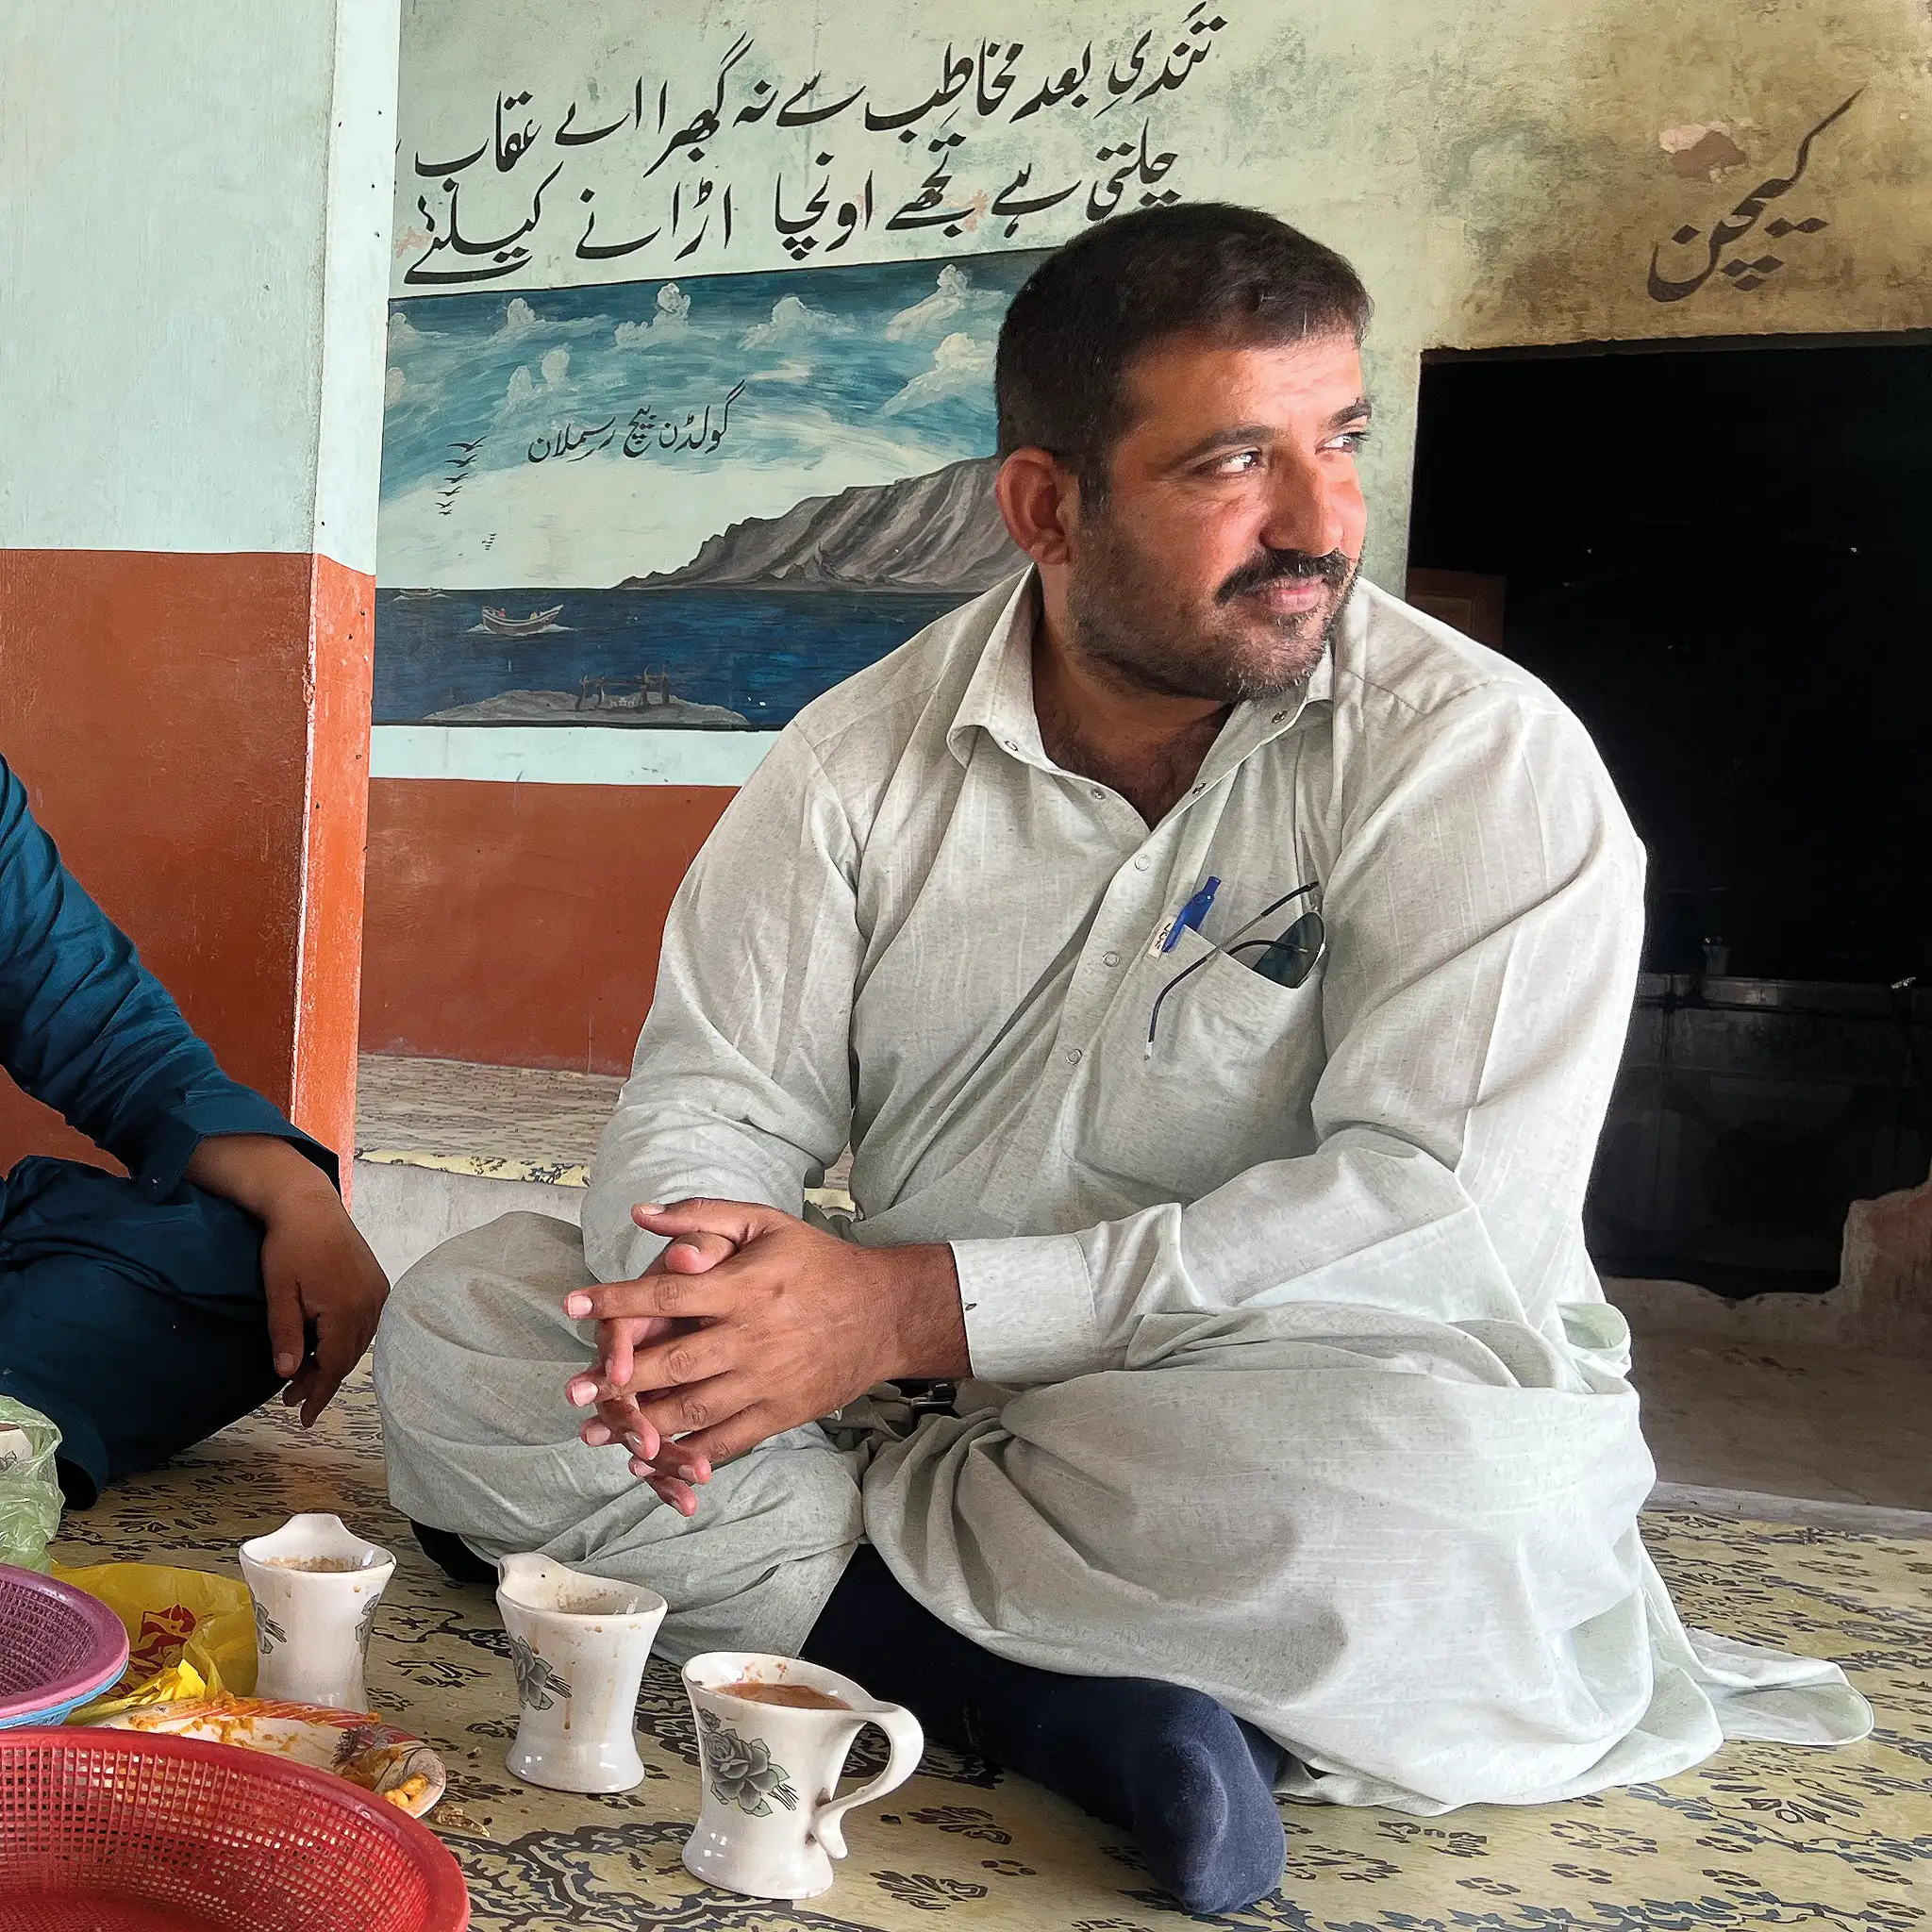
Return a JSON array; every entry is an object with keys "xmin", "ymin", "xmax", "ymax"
[{"xmin": 50, "ymin": 1372, "xmax": 1932, "ymax": 1931}]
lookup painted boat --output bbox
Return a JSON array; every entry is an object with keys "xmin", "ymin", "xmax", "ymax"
[{"xmin": 479, "ymin": 603, "xmax": 563, "ymax": 638}]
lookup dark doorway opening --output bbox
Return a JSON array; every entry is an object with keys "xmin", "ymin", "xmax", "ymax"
[{"xmin": 1407, "ymin": 335, "xmax": 1932, "ymax": 1294}]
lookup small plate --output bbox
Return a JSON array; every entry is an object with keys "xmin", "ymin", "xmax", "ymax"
[{"xmin": 99, "ymin": 1695, "xmax": 448, "ymax": 1817}]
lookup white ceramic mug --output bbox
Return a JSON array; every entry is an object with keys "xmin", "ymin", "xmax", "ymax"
[
  {"xmin": 681, "ymin": 1652, "xmax": 924, "ymax": 1900},
  {"xmin": 238, "ymin": 1512, "xmax": 394, "ymax": 1711},
  {"xmin": 495, "ymin": 1554, "xmax": 667, "ymax": 1792}
]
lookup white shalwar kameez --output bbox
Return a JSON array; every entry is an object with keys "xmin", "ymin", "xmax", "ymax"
[{"xmin": 376, "ymin": 570, "xmax": 1869, "ymax": 1812}]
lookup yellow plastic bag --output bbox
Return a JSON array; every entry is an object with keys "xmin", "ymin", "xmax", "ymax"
[{"xmin": 47, "ymin": 1560, "xmax": 258, "ymax": 1722}]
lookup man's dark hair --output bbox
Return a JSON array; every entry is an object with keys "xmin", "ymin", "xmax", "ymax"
[{"xmin": 994, "ymin": 203, "xmax": 1371, "ymax": 501}]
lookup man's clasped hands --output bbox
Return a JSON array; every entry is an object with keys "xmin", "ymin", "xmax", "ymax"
[{"xmin": 564, "ymin": 1201, "xmax": 971, "ymax": 1516}]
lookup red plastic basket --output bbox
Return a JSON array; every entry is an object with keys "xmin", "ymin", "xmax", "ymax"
[{"xmin": 0, "ymin": 1727, "xmax": 470, "ymax": 1931}]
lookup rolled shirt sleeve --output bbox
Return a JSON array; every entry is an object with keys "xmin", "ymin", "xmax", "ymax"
[
  {"xmin": 951, "ymin": 1232, "xmax": 1097, "ymax": 1384},
  {"xmin": 0, "ymin": 757, "xmax": 334, "ymax": 1198}
]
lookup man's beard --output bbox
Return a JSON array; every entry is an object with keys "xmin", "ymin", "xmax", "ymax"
[{"xmin": 1065, "ymin": 516, "xmax": 1359, "ymax": 706}]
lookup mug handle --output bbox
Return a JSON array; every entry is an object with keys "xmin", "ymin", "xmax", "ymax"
[{"xmin": 812, "ymin": 1703, "xmax": 924, "ymax": 1860}]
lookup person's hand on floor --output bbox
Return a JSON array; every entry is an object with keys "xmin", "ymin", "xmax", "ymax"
[
  {"xmin": 184, "ymin": 1133, "xmax": 391, "ymax": 1428},
  {"xmin": 563, "ymin": 1198, "xmax": 969, "ymax": 1516},
  {"xmin": 571, "ymin": 1227, "xmax": 735, "ymax": 1511}
]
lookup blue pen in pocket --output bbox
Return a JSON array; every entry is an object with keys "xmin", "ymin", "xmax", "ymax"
[{"xmin": 1156, "ymin": 875, "xmax": 1221, "ymax": 955}]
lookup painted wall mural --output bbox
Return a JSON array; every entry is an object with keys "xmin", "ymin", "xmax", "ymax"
[
  {"xmin": 377, "ymin": 0, "xmax": 1255, "ymax": 740},
  {"xmin": 378, "ymin": 0, "xmax": 1926, "ymax": 750},
  {"xmin": 377, "ymin": 251, "xmax": 1045, "ymax": 730}
]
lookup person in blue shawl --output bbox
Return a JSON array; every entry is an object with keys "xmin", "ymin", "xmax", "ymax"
[{"xmin": 0, "ymin": 756, "xmax": 388, "ymax": 1507}]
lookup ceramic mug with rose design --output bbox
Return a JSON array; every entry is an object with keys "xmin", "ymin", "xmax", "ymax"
[
  {"xmin": 239, "ymin": 1512, "xmax": 394, "ymax": 1711},
  {"xmin": 495, "ymin": 1553, "xmax": 667, "ymax": 1792},
  {"xmin": 681, "ymin": 1651, "xmax": 924, "ymax": 1900}
]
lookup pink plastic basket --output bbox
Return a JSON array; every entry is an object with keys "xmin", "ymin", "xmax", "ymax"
[
  {"xmin": 0, "ymin": 1563, "xmax": 129, "ymax": 1727},
  {"xmin": 0, "ymin": 1727, "xmax": 471, "ymax": 1930}
]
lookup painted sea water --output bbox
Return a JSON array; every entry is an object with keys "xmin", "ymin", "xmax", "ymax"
[{"xmin": 376, "ymin": 586, "xmax": 969, "ymax": 728}]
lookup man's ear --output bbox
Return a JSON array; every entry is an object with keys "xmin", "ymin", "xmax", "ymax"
[{"xmin": 994, "ymin": 447, "xmax": 1080, "ymax": 568}]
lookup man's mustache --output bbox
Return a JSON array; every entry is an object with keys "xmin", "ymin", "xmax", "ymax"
[{"xmin": 1215, "ymin": 548, "xmax": 1352, "ymax": 603}]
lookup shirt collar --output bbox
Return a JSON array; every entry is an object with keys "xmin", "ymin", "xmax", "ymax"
[
  {"xmin": 946, "ymin": 564, "xmax": 1340, "ymax": 779},
  {"xmin": 947, "ymin": 569, "xmax": 1053, "ymax": 771}
]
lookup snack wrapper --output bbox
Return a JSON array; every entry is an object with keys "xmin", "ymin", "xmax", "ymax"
[{"xmin": 46, "ymin": 1559, "xmax": 258, "ymax": 1722}]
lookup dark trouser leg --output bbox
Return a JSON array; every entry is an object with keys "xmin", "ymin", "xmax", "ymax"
[
  {"xmin": 411, "ymin": 1520, "xmax": 498, "ymax": 1587},
  {"xmin": 0, "ymin": 1156, "xmax": 280, "ymax": 1507},
  {"xmin": 803, "ymin": 1545, "xmax": 1289, "ymax": 1917}
]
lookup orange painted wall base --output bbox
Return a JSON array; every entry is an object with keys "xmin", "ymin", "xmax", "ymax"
[
  {"xmin": 359, "ymin": 778, "xmax": 733, "ymax": 1074},
  {"xmin": 0, "ymin": 548, "xmax": 372, "ymax": 1175}
]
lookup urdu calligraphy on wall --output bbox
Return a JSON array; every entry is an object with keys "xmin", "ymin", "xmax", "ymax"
[
  {"xmin": 526, "ymin": 381, "xmax": 748, "ymax": 465},
  {"xmin": 1646, "ymin": 90, "xmax": 1861, "ymax": 303},
  {"xmin": 395, "ymin": 4, "xmax": 1232, "ymax": 292}
]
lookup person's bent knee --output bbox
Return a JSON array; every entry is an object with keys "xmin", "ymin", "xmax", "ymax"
[{"xmin": 380, "ymin": 1210, "xmax": 591, "ymax": 1343}]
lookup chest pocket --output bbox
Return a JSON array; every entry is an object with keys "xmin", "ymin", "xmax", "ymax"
[{"xmin": 1067, "ymin": 924, "xmax": 1327, "ymax": 1204}]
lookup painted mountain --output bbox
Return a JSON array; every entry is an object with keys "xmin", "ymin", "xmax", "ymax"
[{"xmin": 625, "ymin": 457, "xmax": 1023, "ymax": 594}]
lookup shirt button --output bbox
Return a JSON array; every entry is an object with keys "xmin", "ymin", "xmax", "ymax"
[
  {"xmin": 1064, "ymin": 1048, "xmax": 1083, "ymax": 1065},
  {"xmin": 1133, "ymin": 854, "xmax": 1152, "ymax": 872},
  {"xmin": 1103, "ymin": 951, "xmax": 1121, "ymax": 967}
]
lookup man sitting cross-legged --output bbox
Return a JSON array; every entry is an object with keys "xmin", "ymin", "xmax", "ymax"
[{"xmin": 375, "ymin": 204, "xmax": 1865, "ymax": 1916}]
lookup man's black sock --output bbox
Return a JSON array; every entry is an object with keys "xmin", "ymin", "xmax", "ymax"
[
  {"xmin": 802, "ymin": 1545, "xmax": 1287, "ymax": 1917},
  {"xmin": 410, "ymin": 1519, "xmax": 498, "ymax": 1587}
]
